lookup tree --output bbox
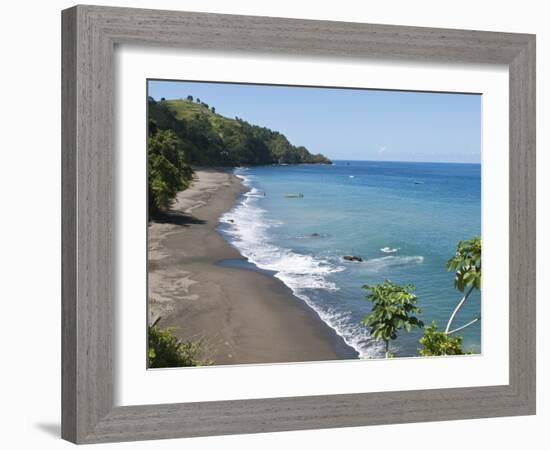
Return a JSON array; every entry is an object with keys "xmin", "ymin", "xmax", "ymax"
[
  {"xmin": 445, "ymin": 236, "xmax": 481, "ymax": 334},
  {"xmin": 361, "ymin": 280, "xmax": 423, "ymax": 358},
  {"xmin": 196, "ymin": 97, "xmax": 201, "ymax": 103},
  {"xmin": 146, "ymin": 97, "xmax": 331, "ymax": 167},
  {"xmin": 186, "ymin": 95, "xmax": 193, "ymax": 101},
  {"xmin": 148, "ymin": 152, "xmax": 182, "ymax": 211},
  {"xmin": 147, "ymin": 129, "xmax": 193, "ymax": 213},
  {"xmin": 148, "ymin": 119, "xmax": 158, "ymax": 137},
  {"xmin": 418, "ymin": 322, "xmax": 465, "ymax": 356}
]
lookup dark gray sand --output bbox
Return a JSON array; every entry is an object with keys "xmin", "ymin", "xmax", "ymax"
[{"xmin": 148, "ymin": 168, "xmax": 358, "ymax": 365}]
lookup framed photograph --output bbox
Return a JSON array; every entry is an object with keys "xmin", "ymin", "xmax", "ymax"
[{"xmin": 62, "ymin": 5, "xmax": 536, "ymax": 444}]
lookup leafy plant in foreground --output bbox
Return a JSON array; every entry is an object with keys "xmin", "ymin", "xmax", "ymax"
[
  {"xmin": 418, "ymin": 321, "xmax": 465, "ymax": 356},
  {"xmin": 361, "ymin": 280, "xmax": 424, "ymax": 358},
  {"xmin": 445, "ymin": 236, "xmax": 481, "ymax": 334},
  {"xmin": 147, "ymin": 318, "xmax": 210, "ymax": 368}
]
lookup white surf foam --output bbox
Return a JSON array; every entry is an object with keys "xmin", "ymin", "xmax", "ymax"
[
  {"xmin": 220, "ymin": 170, "xmax": 389, "ymax": 358},
  {"xmin": 380, "ymin": 246, "xmax": 399, "ymax": 253},
  {"xmin": 286, "ymin": 298, "xmax": 385, "ymax": 359},
  {"xmin": 221, "ymin": 179, "xmax": 343, "ymax": 291},
  {"xmin": 362, "ymin": 255, "xmax": 424, "ymax": 271}
]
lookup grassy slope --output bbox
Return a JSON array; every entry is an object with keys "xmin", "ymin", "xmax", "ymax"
[
  {"xmin": 162, "ymin": 98, "xmax": 331, "ymax": 165},
  {"xmin": 164, "ymin": 99, "xmax": 239, "ymax": 133}
]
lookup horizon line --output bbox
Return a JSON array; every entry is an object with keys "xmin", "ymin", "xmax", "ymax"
[
  {"xmin": 148, "ymin": 97, "xmax": 480, "ymax": 166},
  {"xmin": 329, "ymin": 159, "xmax": 481, "ymax": 165}
]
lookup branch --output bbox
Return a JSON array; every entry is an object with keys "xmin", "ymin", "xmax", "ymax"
[
  {"xmin": 448, "ymin": 317, "xmax": 480, "ymax": 335},
  {"xmin": 445, "ymin": 284, "xmax": 475, "ymax": 334}
]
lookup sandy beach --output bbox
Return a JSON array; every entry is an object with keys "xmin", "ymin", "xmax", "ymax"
[{"xmin": 148, "ymin": 168, "xmax": 358, "ymax": 365}]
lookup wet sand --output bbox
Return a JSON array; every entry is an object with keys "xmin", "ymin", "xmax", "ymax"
[{"xmin": 148, "ymin": 168, "xmax": 358, "ymax": 365}]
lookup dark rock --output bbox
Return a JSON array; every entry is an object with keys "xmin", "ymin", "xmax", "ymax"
[{"xmin": 343, "ymin": 255, "xmax": 363, "ymax": 262}]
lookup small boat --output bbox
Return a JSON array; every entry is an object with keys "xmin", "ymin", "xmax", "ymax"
[
  {"xmin": 284, "ymin": 193, "xmax": 304, "ymax": 198},
  {"xmin": 413, "ymin": 181, "xmax": 424, "ymax": 185}
]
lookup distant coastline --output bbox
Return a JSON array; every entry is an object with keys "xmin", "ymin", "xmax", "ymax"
[
  {"xmin": 148, "ymin": 97, "xmax": 332, "ymax": 166},
  {"xmin": 330, "ymin": 159, "xmax": 481, "ymax": 165}
]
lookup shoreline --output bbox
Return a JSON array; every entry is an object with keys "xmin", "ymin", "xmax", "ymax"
[{"xmin": 148, "ymin": 167, "xmax": 358, "ymax": 365}]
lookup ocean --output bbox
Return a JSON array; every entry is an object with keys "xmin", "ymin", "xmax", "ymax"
[{"xmin": 218, "ymin": 160, "xmax": 481, "ymax": 358}]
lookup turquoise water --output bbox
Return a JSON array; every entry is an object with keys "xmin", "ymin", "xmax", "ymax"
[{"xmin": 218, "ymin": 161, "xmax": 481, "ymax": 358}]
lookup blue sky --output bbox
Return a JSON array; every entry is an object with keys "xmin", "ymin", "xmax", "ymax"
[{"xmin": 148, "ymin": 80, "xmax": 481, "ymax": 163}]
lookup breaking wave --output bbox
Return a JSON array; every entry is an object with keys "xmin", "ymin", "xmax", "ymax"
[
  {"xmin": 380, "ymin": 246, "xmax": 399, "ymax": 253},
  {"xmin": 219, "ymin": 170, "xmax": 423, "ymax": 359}
]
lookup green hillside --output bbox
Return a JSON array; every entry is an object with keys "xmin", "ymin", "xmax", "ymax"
[
  {"xmin": 148, "ymin": 97, "xmax": 332, "ymax": 166},
  {"xmin": 147, "ymin": 96, "xmax": 331, "ymax": 214}
]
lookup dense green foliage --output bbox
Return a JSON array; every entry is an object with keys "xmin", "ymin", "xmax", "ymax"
[
  {"xmin": 357, "ymin": 236, "xmax": 482, "ymax": 357},
  {"xmin": 361, "ymin": 280, "xmax": 424, "ymax": 357},
  {"xmin": 418, "ymin": 321, "xmax": 465, "ymax": 356},
  {"xmin": 447, "ymin": 235, "xmax": 481, "ymax": 292},
  {"xmin": 147, "ymin": 96, "xmax": 330, "ymax": 212},
  {"xmin": 148, "ymin": 129, "xmax": 193, "ymax": 213},
  {"xmin": 148, "ymin": 97, "xmax": 331, "ymax": 167},
  {"xmin": 147, "ymin": 318, "xmax": 209, "ymax": 368}
]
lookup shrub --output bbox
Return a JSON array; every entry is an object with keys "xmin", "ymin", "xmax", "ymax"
[
  {"xmin": 148, "ymin": 318, "xmax": 210, "ymax": 368},
  {"xmin": 418, "ymin": 322, "xmax": 465, "ymax": 356}
]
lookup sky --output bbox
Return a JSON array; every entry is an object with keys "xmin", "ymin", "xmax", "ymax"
[{"xmin": 148, "ymin": 80, "xmax": 481, "ymax": 164}]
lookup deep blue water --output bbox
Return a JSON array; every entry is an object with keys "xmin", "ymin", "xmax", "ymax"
[{"xmin": 218, "ymin": 160, "xmax": 481, "ymax": 358}]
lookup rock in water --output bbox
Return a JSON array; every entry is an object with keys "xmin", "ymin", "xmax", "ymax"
[{"xmin": 343, "ymin": 255, "xmax": 363, "ymax": 262}]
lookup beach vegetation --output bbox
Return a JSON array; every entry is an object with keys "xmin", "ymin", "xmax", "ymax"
[
  {"xmin": 360, "ymin": 280, "xmax": 424, "ymax": 358},
  {"xmin": 445, "ymin": 236, "xmax": 481, "ymax": 334},
  {"xmin": 418, "ymin": 321, "xmax": 466, "ymax": 356},
  {"xmin": 147, "ymin": 129, "xmax": 193, "ymax": 213},
  {"xmin": 416, "ymin": 236, "xmax": 481, "ymax": 356},
  {"xmin": 148, "ymin": 318, "xmax": 210, "ymax": 368}
]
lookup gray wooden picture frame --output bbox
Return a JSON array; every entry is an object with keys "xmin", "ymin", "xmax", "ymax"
[{"xmin": 61, "ymin": 4, "xmax": 536, "ymax": 444}]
